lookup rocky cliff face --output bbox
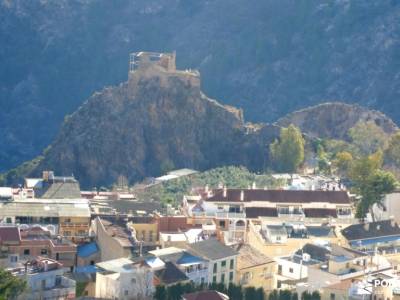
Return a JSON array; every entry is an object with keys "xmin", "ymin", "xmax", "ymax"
[
  {"xmin": 32, "ymin": 66, "xmax": 279, "ymax": 188},
  {"xmin": 276, "ymin": 102, "xmax": 399, "ymax": 141},
  {"xmin": 1, "ymin": 0, "xmax": 400, "ymax": 171}
]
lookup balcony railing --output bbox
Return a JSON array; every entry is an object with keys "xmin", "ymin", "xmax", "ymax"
[{"xmin": 215, "ymin": 212, "xmax": 246, "ymax": 219}]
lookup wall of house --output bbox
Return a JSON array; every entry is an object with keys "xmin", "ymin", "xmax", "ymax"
[
  {"xmin": 130, "ymin": 223, "xmax": 158, "ymax": 243},
  {"xmin": 276, "ymin": 258, "xmax": 308, "ymax": 280},
  {"xmin": 94, "ymin": 218, "xmax": 132, "ymax": 261},
  {"xmin": 59, "ymin": 216, "xmax": 90, "ymax": 241},
  {"xmin": 96, "ymin": 269, "xmax": 154, "ymax": 300},
  {"xmin": 372, "ymin": 192, "xmax": 400, "ymax": 222},
  {"xmin": 237, "ymin": 262, "xmax": 276, "ymax": 292},
  {"xmin": 208, "ymin": 256, "xmax": 237, "ymax": 286}
]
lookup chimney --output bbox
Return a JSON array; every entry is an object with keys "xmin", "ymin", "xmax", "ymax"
[
  {"xmin": 240, "ymin": 190, "xmax": 244, "ymax": 202},
  {"xmin": 44, "ymin": 260, "xmax": 48, "ymax": 272},
  {"xmin": 205, "ymin": 185, "xmax": 209, "ymax": 193},
  {"xmin": 223, "ymin": 187, "xmax": 227, "ymax": 198},
  {"xmin": 252, "ymin": 182, "xmax": 256, "ymax": 190},
  {"xmin": 43, "ymin": 171, "xmax": 49, "ymax": 181},
  {"xmin": 364, "ymin": 223, "xmax": 370, "ymax": 231}
]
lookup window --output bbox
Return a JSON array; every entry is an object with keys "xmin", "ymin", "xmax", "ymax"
[
  {"xmin": 218, "ymin": 206, "xmax": 224, "ymax": 210},
  {"xmin": 64, "ymin": 231, "xmax": 71, "ymax": 236},
  {"xmin": 201, "ymin": 277, "xmax": 205, "ymax": 285},
  {"xmin": 131, "ymin": 278, "xmax": 136, "ymax": 284},
  {"xmin": 213, "ymin": 276, "xmax": 217, "ymax": 283},
  {"xmin": 230, "ymin": 259, "xmax": 234, "ymax": 269},
  {"xmin": 56, "ymin": 253, "xmax": 59, "ymax": 260},
  {"xmin": 213, "ymin": 263, "xmax": 217, "ymax": 273},
  {"xmin": 229, "ymin": 272, "xmax": 234, "ymax": 282},
  {"xmin": 10, "ymin": 256, "xmax": 18, "ymax": 263},
  {"xmin": 276, "ymin": 236, "xmax": 281, "ymax": 241},
  {"xmin": 6, "ymin": 218, "xmax": 12, "ymax": 224},
  {"xmin": 219, "ymin": 220, "xmax": 226, "ymax": 228},
  {"xmin": 23, "ymin": 249, "xmax": 30, "ymax": 255},
  {"xmin": 289, "ymin": 268, "xmax": 293, "ymax": 273},
  {"xmin": 78, "ymin": 230, "xmax": 86, "ymax": 236},
  {"xmin": 221, "ymin": 273, "xmax": 225, "ymax": 283},
  {"xmin": 41, "ymin": 249, "xmax": 48, "ymax": 255},
  {"xmin": 277, "ymin": 280, "xmax": 282, "ymax": 289},
  {"xmin": 64, "ymin": 218, "xmax": 71, "ymax": 223},
  {"xmin": 124, "ymin": 290, "xmax": 129, "ymax": 296},
  {"xmin": 221, "ymin": 260, "xmax": 226, "ymax": 269},
  {"xmin": 330, "ymin": 293, "xmax": 335, "ymax": 300},
  {"xmin": 149, "ymin": 231, "xmax": 153, "ymax": 242}
]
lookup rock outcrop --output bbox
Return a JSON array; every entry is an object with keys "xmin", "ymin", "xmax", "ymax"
[
  {"xmin": 31, "ymin": 57, "xmax": 279, "ymax": 187},
  {"xmin": 276, "ymin": 102, "xmax": 399, "ymax": 141}
]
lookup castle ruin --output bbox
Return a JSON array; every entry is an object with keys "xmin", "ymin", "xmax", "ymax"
[{"xmin": 128, "ymin": 52, "xmax": 200, "ymax": 94}]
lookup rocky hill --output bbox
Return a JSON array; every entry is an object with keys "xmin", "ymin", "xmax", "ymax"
[
  {"xmin": 1, "ymin": 0, "xmax": 400, "ymax": 171},
  {"xmin": 28, "ymin": 56, "xmax": 279, "ymax": 188},
  {"xmin": 276, "ymin": 102, "xmax": 399, "ymax": 141}
]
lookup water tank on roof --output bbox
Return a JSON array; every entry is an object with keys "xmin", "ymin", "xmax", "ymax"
[{"xmin": 46, "ymin": 225, "xmax": 56, "ymax": 235}]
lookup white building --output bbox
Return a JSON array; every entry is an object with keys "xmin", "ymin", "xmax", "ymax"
[
  {"xmin": 9, "ymin": 257, "xmax": 76, "ymax": 300},
  {"xmin": 95, "ymin": 258, "xmax": 154, "ymax": 300},
  {"xmin": 149, "ymin": 247, "xmax": 208, "ymax": 285},
  {"xmin": 188, "ymin": 239, "xmax": 238, "ymax": 286}
]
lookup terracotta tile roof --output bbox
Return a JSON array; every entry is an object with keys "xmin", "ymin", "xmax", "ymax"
[
  {"xmin": 207, "ymin": 189, "xmax": 350, "ymax": 204},
  {"xmin": 0, "ymin": 226, "xmax": 21, "ymax": 244}
]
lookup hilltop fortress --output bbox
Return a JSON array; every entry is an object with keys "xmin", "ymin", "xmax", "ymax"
[{"xmin": 128, "ymin": 52, "xmax": 200, "ymax": 96}]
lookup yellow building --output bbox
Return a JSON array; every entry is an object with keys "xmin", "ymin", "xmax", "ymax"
[
  {"xmin": 234, "ymin": 244, "xmax": 276, "ymax": 292},
  {"xmin": 59, "ymin": 215, "xmax": 91, "ymax": 242},
  {"xmin": 127, "ymin": 216, "xmax": 158, "ymax": 245}
]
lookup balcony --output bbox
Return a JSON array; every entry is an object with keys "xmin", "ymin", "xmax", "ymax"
[{"xmin": 215, "ymin": 212, "xmax": 246, "ymax": 219}]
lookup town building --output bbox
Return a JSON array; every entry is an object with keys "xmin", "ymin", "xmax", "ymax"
[
  {"xmin": 95, "ymin": 257, "xmax": 154, "ymax": 300},
  {"xmin": 0, "ymin": 197, "xmax": 91, "ymax": 243},
  {"xmin": 183, "ymin": 188, "xmax": 354, "ymax": 245},
  {"xmin": 93, "ymin": 217, "xmax": 135, "ymax": 261},
  {"xmin": 9, "ymin": 257, "xmax": 76, "ymax": 300},
  {"xmin": 77, "ymin": 242, "xmax": 100, "ymax": 267},
  {"xmin": 372, "ymin": 190, "xmax": 400, "ymax": 222},
  {"xmin": 341, "ymin": 219, "xmax": 400, "ymax": 253},
  {"xmin": 234, "ymin": 244, "xmax": 276, "ymax": 292},
  {"xmin": 149, "ymin": 247, "xmax": 208, "ymax": 285},
  {"xmin": 0, "ymin": 225, "xmax": 76, "ymax": 269},
  {"xmin": 187, "ymin": 239, "xmax": 238, "ymax": 286}
]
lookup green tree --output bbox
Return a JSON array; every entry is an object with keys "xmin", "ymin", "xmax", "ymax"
[
  {"xmin": 154, "ymin": 285, "xmax": 167, "ymax": 300},
  {"xmin": 279, "ymin": 290, "xmax": 292, "ymax": 300},
  {"xmin": 0, "ymin": 269, "xmax": 27, "ymax": 300},
  {"xmin": 160, "ymin": 159, "xmax": 175, "ymax": 175},
  {"xmin": 355, "ymin": 170, "xmax": 397, "ymax": 221},
  {"xmin": 348, "ymin": 121, "xmax": 389, "ymax": 155},
  {"xmin": 244, "ymin": 287, "xmax": 258, "ymax": 300},
  {"xmin": 385, "ymin": 131, "xmax": 400, "ymax": 167},
  {"xmin": 270, "ymin": 124, "xmax": 305, "ymax": 173},
  {"xmin": 268, "ymin": 290, "xmax": 279, "ymax": 300},
  {"xmin": 227, "ymin": 283, "xmax": 243, "ymax": 300},
  {"xmin": 333, "ymin": 151, "xmax": 353, "ymax": 175}
]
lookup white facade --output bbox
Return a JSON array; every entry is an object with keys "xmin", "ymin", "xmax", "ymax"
[
  {"xmin": 208, "ymin": 256, "xmax": 237, "ymax": 286},
  {"xmin": 372, "ymin": 191, "xmax": 400, "ymax": 222},
  {"xmin": 95, "ymin": 266, "xmax": 153, "ymax": 300}
]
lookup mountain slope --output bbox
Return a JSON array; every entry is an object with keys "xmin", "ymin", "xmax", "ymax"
[
  {"xmin": 276, "ymin": 102, "xmax": 399, "ymax": 141},
  {"xmin": 1, "ymin": 0, "xmax": 400, "ymax": 170}
]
